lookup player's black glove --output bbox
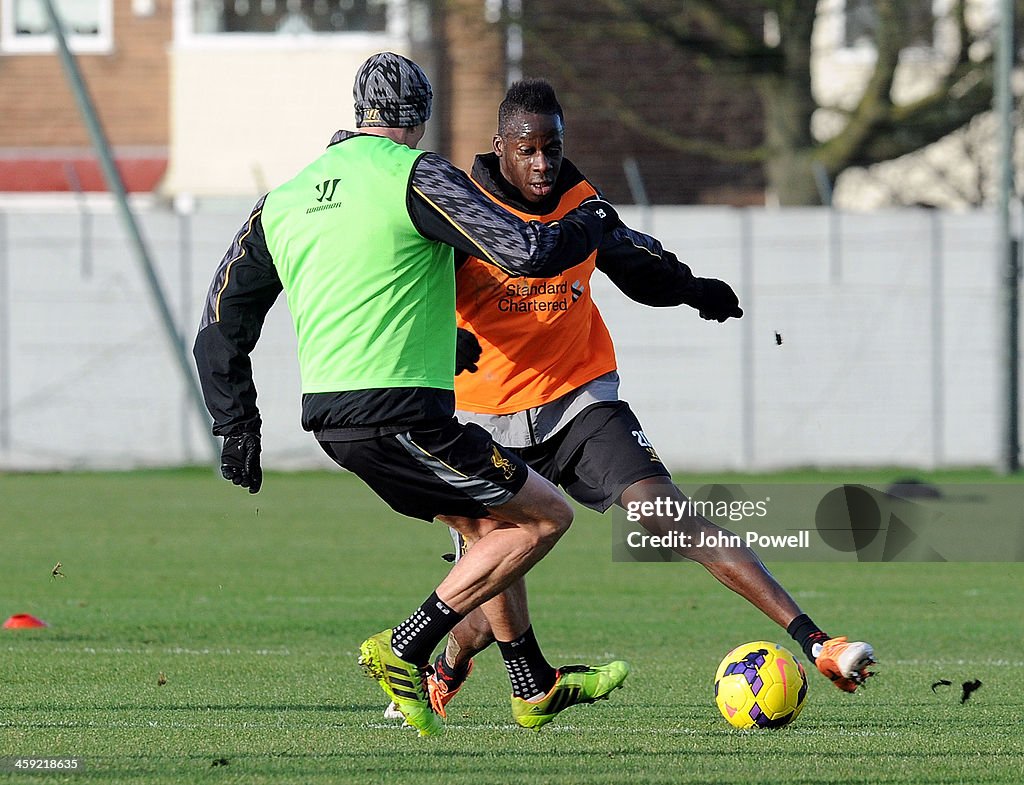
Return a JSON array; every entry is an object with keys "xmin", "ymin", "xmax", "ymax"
[
  {"xmin": 695, "ymin": 278, "xmax": 743, "ymax": 322},
  {"xmin": 221, "ymin": 432, "xmax": 262, "ymax": 494},
  {"xmin": 456, "ymin": 328, "xmax": 482, "ymax": 375},
  {"xmin": 578, "ymin": 196, "xmax": 622, "ymax": 231}
]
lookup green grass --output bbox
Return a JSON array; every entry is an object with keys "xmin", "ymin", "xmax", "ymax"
[{"xmin": 1, "ymin": 468, "xmax": 1022, "ymax": 784}]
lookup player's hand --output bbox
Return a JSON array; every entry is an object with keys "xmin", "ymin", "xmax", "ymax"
[
  {"xmin": 221, "ymin": 432, "xmax": 262, "ymax": 493},
  {"xmin": 578, "ymin": 196, "xmax": 622, "ymax": 231},
  {"xmin": 456, "ymin": 328, "xmax": 481, "ymax": 375},
  {"xmin": 695, "ymin": 278, "xmax": 743, "ymax": 322}
]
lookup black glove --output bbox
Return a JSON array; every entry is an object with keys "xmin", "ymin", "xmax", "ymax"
[
  {"xmin": 695, "ymin": 278, "xmax": 743, "ymax": 322},
  {"xmin": 578, "ymin": 196, "xmax": 622, "ymax": 231},
  {"xmin": 221, "ymin": 432, "xmax": 262, "ymax": 494},
  {"xmin": 456, "ymin": 328, "xmax": 482, "ymax": 375}
]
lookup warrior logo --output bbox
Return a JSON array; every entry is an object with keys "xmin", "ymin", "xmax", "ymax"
[{"xmin": 315, "ymin": 178, "xmax": 342, "ymax": 203}]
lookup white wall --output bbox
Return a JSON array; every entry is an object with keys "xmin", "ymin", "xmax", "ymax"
[
  {"xmin": 0, "ymin": 202, "xmax": 1015, "ymax": 472},
  {"xmin": 605, "ymin": 207, "xmax": 1003, "ymax": 471},
  {"xmin": 165, "ymin": 42, "xmax": 419, "ymax": 197}
]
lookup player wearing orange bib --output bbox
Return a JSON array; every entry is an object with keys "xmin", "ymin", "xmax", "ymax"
[{"xmin": 383, "ymin": 80, "xmax": 876, "ymax": 723}]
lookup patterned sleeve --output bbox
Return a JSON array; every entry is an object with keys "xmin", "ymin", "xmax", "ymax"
[
  {"xmin": 409, "ymin": 153, "xmax": 603, "ymax": 278},
  {"xmin": 193, "ymin": 195, "xmax": 283, "ymax": 436}
]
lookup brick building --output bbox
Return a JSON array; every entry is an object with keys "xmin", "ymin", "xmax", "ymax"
[
  {"xmin": 437, "ymin": 1, "xmax": 767, "ymax": 205},
  {"xmin": 17, "ymin": 1, "xmax": 993, "ymax": 206},
  {"xmin": 0, "ymin": 0, "xmax": 773, "ymax": 203},
  {"xmin": 514, "ymin": 0, "xmax": 766, "ymax": 205},
  {"xmin": 0, "ymin": 0, "xmax": 171, "ymax": 191}
]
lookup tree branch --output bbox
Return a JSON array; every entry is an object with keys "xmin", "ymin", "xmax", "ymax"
[
  {"xmin": 953, "ymin": 0, "xmax": 969, "ymax": 65},
  {"xmin": 527, "ymin": 32, "xmax": 769, "ymax": 164},
  {"xmin": 605, "ymin": 99, "xmax": 769, "ymax": 164},
  {"xmin": 817, "ymin": 0, "xmax": 903, "ymax": 169},
  {"xmin": 843, "ymin": 61, "xmax": 995, "ymax": 168},
  {"xmin": 601, "ymin": 0, "xmax": 784, "ymax": 73}
]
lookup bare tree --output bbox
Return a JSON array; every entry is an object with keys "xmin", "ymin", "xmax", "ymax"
[{"xmin": 520, "ymin": 0, "xmax": 1017, "ymax": 205}]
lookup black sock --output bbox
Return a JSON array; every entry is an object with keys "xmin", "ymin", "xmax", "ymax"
[
  {"xmin": 786, "ymin": 613, "xmax": 830, "ymax": 663},
  {"xmin": 497, "ymin": 626, "xmax": 556, "ymax": 699},
  {"xmin": 390, "ymin": 593, "xmax": 463, "ymax": 666},
  {"xmin": 435, "ymin": 650, "xmax": 472, "ymax": 689}
]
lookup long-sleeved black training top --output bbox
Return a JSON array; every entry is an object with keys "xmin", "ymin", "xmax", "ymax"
[{"xmin": 192, "ymin": 130, "xmax": 608, "ymax": 440}]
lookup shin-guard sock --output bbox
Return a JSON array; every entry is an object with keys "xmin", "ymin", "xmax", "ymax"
[
  {"xmin": 497, "ymin": 626, "xmax": 557, "ymax": 700},
  {"xmin": 390, "ymin": 593, "xmax": 463, "ymax": 666},
  {"xmin": 786, "ymin": 613, "xmax": 830, "ymax": 662}
]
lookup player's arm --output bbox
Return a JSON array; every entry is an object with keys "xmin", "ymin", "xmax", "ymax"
[
  {"xmin": 409, "ymin": 154, "xmax": 614, "ymax": 278},
  {"xmin": 193, "ymin": 196, "xmax": 283, "ymax": 492},
  {"xmin": 596, "ymin": 225, "xmax": 743, "ymax": 322}
]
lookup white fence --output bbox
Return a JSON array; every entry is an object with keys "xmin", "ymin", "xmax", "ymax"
[{"xmin": 0, "ymin": 199, "xmax": 1014, "ymax": 472}]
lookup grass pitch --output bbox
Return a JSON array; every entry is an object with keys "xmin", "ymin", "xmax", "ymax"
[{"xmin": 1, "ymin": 468, "xmax": 1022, "ymax": 784}]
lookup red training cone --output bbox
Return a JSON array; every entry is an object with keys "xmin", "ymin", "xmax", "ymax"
[{"xmin": 3, "ymin": 613, "xmax": 48, "ymax": 629}]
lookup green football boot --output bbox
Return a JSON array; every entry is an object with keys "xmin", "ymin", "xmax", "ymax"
[
  {"xmin": 511, "ymin": 661, "xmax": 630, "ymax": 730},
  {"xmin": 358, "ymin": 630, "xmax": 444, "ymax": 737}
]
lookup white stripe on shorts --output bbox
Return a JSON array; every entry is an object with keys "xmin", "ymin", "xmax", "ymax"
[{"xmin": 395, "ymin": 431, "xmax": 516, "ymax": 509}]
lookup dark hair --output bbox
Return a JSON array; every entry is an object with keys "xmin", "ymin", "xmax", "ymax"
[{"xmin": 497, "ymin": 79, "xmax": 564, "ymax": 136}]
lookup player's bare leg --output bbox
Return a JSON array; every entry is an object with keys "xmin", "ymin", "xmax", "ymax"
[
  {"xmin": 434, "ymin": 469, "xmax": 571, "ymax": 614},
  {"xmin": 409, "ymin": 505, "xmax": 629, "ymax": 725},
  {"xmin": 620, "ymin": 476, "xmax": 874, "ymax": 690},
  {"xmin": 435, "ymin": 476, "xmax": 800, "ymax": 669},
  {"xmin": 366, "ymin": 468, "xmax": 569, "ymax": 734},
  {"xmin": 376, "ymin": 470, "xmax": 569, "ymax": 731},
  {"xmin": 432, "ymin": 474, "xmax": 877, "ymax": 692},
  {"xmin": 433, "ymin": 517, "xmax": 500, "ymax": 672},
  {"xmin": 619, "ymin": 477, "xmax": 801, "ymax": 628},
  {"xmin": 439, "ymin": 607, "xmax": 493, "ymax": 672}
]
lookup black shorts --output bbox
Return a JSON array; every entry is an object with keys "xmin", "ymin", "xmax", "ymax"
[
  {"xmin": 512, "ymin": 401, "xmax": 671, "ymax": 512},
  {"xmin": 319, "ymin": 418, "xmax": 529, "ymax": 521}
]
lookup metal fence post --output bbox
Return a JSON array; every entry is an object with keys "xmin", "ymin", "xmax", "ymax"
[
  {"xmin": 929, "ymin": 210, "xmax": 945, "ymax": 468},
  {"xmin": 40, "ymin": 0, "xmax": 218, "ymax": 462},
  {"xmin": 740, "ymin": 209, "xmax": 755, "ymax": 469}
]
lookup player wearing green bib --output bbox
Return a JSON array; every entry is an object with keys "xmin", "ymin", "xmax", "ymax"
[
  {"xmin": 260, "ymin": 136, "xmax": 457, "ymax": 394},
  {"xmin": 193, "ymin": 53, "xmax": 629, "ymax": 737}
]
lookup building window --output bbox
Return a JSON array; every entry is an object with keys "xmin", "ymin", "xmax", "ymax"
[
  {"xmin": 190, "ymin": 0, "xmax": 392, "ymax": 35},
  {"xmin": 1, "ymin": 0, "xmax": 113, "ymax": 53}
]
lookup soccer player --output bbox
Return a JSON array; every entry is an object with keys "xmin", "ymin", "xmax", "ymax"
[
  {"xmin": 402, "ymin": 79, "xmax": 875, "ymax": 719},
  {"xmin": 192, "ymin": 55, "xmax": 629, "ymax": 737}
]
